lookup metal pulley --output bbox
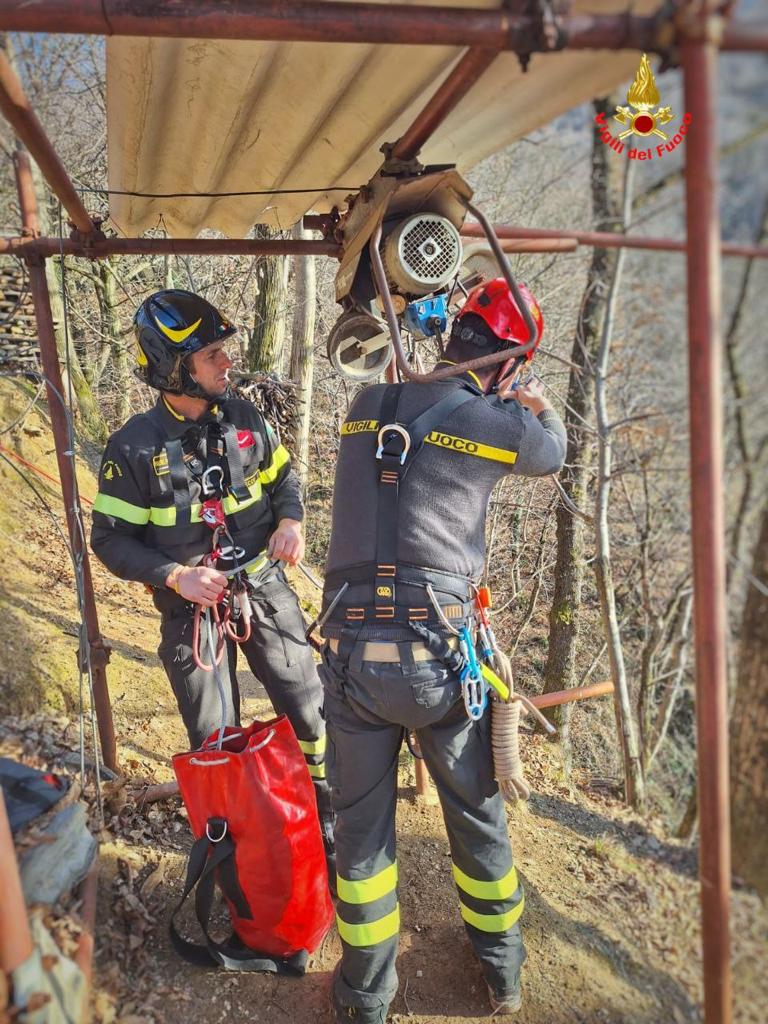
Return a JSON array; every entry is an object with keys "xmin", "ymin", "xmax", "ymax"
[{"xmin": 326, "ymin": 310, "xmax": 393, "ymax": 381}]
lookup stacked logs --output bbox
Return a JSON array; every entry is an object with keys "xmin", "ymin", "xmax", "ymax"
[{"xmin": 0, "ymin": 261, "xmax": 39, "ymax": 371}]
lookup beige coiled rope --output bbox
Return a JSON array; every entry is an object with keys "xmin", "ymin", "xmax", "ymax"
[{"xmin": 491, "ymin": 649, "xmax": 555, "ymax": 804}]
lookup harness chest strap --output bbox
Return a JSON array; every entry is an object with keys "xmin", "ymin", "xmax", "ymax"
[{"xmin": 163, "ymin": 418, "xmax": 252, "ymax": 524}]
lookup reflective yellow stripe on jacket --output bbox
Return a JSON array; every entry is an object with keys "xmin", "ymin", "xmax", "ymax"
[
  {"xmin": 94, "ymin": 468, "xmax": 269, "ymax": 527},
  {"xmin": 340, "ymin": 420, "xmax": 517, "ymax": 465}
]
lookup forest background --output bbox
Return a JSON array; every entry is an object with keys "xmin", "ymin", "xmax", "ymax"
[{"xmin": 0, "ymin": 29, "xmax": 766, "ymax": 900}]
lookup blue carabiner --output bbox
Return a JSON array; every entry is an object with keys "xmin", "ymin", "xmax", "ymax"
[{"xmin": 459, "ymin": 626, "xmax": 487, "ymax": 720}]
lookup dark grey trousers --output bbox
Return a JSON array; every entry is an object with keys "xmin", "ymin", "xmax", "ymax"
[
  {"xmin": 157, "ymin": 571, "xmax": 333, "ymax": 850},
  {"xmin": 320, "ymin": 641, "xmax": 525, "ymax": 1017}
]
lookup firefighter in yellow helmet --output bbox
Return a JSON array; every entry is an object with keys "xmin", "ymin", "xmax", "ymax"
[{"xmin": 91, "ymin": 289, "xmax": 334, "ymax": 877}]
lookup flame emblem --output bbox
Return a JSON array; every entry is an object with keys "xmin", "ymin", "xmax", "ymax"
[{"xmin": 614, "ymin": 54, "xmax": 674, "ymax": 140}]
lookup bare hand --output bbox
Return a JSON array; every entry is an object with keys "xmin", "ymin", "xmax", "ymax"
[
  {"xmin": 509, "ymin": 377, "xmax": 551, "ymax": 416},
  {"xmin": 170, "ymin": 565, "xmax": 228, "ymax": 606},
  {"xmin": 268, "ymin": 518, "xmax": 304, "ymax": 566}
]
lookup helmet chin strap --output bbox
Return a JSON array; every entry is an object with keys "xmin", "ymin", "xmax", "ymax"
[
  {"xmin": 181, "ymin": 362, "xmax": 229, "ymax": 403},
  {"xmin": 490, "ymin": 354, "xmax": 527, "ymax": 395}
]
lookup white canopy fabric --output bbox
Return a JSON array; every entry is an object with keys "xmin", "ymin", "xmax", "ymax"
[{"xmin": 106, "ymin": 0, "xmax": 662, "ymax": 237}]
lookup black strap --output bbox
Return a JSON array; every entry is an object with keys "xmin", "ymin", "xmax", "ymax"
[
  {"xmin": 402, "ymin": 388, "xmax": 477, "ymax": 468},
  {"xmin": 165, "ymin": 439, "xmax": 192, "ymax": 527},
  {"xmin": 221, "ymin": 421, "xmax": 251, "ymax": 502},
  {"xmin": 374, "ymin": 384, "xmax": 476, "ymax": 615},
  {"xmin": 374, "ymin": 385, "xmax": 405, "ymax": 611},
  {"xmin": 169, "ymin": 817, "xmax": 308, "ymax": 975}
]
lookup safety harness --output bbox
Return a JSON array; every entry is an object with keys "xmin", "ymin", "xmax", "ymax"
[
  {"xmin": 322, "ymin": 380, "xmax": 480, "ymax": 633},
  {"xmin": 164, "ymin": 414, "xmax": 251, "ymax": 531},
  {"xmin": 164, "ymin": 413, "xmax": 274, "ymax": 697}
]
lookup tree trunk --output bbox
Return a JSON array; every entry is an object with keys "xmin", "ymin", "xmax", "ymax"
[
  {"xmin": 730, "ymin": 501, "xmax": 768, "ymax": 896},
  {"xmin": 98, "ymin": 258, "xmax": 130, "ymax": 426},
  {"xmin": 289, "ymin": 224, "xmax": 316, "ymax": 484},
  {"xmin": 249, "ymin": 225, "xmax": 289, "ymax": 373},
  {"xmin": 542, "ymin": 98, "xmax": 623, "ymax": 740},
  {"xmin": 592, "ymin": 138, "xmax": 645, "ymax": 809}
]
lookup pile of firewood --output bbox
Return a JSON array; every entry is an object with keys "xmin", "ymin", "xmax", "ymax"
[
  {"xmin": 0, "ymin": 262, "xmax": 39, "ymax": 371},
  {"xmin": 233, "ymin": 372, "xmax": 298, "ymax": 452}
]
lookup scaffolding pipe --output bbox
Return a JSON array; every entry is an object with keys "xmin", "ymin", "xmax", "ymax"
[
  {"xmin": 530, "ymin": 679, "xmax": 613, "ymax": 709},
  {"xmin": 0, "ymin": 51, "xmax": 95, "ymax": 235},
  {"xmin": 26, "ymin": 257, "xmax": 119, "ymax": 773},
  {"xmin": 14, "ymin": 151, "xmax": 118, "ymax": 774},
  {"xmin": 13, "ymin": 148, "xmax": 40, "ymax": 237},
  {"xmin": 391, "ymin": 47, "xmax": 498, "ymax": 161},
  {"xmin": 0, "ymin": 3, "xmax": 664, "ymax": 49},
  {"xmin": 682, "ymin": 26, "xmax": 731, "ymax": 1024},
  {"xmin": 0, "ymin": 2, "xmax": 765, "ymax": 52},
  {"xmin": 0, "ymin": 235, "xmax": 341, "ymax": 259},
  {"xmin": 461, "ymin": 222, "xmax": 768, "ymax": 260}
]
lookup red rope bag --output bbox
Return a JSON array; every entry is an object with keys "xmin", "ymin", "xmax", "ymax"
[{"xmin": 171, "ymin": 716, "xmax": 333, "ymax": 974}]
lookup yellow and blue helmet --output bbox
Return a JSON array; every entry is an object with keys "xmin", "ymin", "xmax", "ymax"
[{"xmin": 133, "ymin": 289, "xmax": 237, "ymax": 397}]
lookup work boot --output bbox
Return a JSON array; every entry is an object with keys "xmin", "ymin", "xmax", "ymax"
[
  {"xmin": 329, "ymin": 966, "xmax": 388, "ymax": 1023},
  {"xmin": 330, "ymin": 1005, "xmax": 387, "ymax": 1024},
  {"xmin": 487, "ymin": 981, "xmax": 522, "ymax": 1016}
]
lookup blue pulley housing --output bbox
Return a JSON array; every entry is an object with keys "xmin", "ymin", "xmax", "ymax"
[{"xmin": 403, "ymin": 295, "xmax": 448, "ymax": 339}]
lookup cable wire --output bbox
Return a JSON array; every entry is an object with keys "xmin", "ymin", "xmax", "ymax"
[
  {"xmin": 76, "ymin": 185, "xmax": 355, "ymax": 200},
  {"xmin": 55, "ymin": 210, "xmax": 104, "ymax": 821}
]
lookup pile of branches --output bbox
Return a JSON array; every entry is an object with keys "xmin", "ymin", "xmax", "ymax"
[{"xmin": 233, "ymin": 372, "xmax": 298, "ymax": 452}]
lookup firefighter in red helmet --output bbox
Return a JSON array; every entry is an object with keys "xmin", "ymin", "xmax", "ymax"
[{"xmin": 320, "ymin": 278, "xmax": 566, "ymax": 1021}]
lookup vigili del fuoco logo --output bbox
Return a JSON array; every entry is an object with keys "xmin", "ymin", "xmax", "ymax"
[{"xmin": 595, "ymin": 54, "xmax": 692, "ymax": 161}]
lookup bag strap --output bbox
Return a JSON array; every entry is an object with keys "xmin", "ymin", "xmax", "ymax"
[{"xmin": 169, "ymin": 817, "xmax": 308, "ymax": 975}]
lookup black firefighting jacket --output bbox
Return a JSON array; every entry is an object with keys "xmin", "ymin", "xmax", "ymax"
[
  {"xmin": 322, "ymin": 366, "xmax": 566, "ymax": 638},
  {"xmin": 91, "ymin": 396, "xmax": 303, "ymax": 595}
]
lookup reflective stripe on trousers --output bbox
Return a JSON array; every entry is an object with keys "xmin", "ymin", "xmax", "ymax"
[{"xmin": 321, "ymin": 642, "xmax": 525, "ymax": 1014}]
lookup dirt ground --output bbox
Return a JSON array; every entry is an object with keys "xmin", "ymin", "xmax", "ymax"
[{"xmin": 1, "ymin": 379, "xmax": 766, "ymax": 1024}]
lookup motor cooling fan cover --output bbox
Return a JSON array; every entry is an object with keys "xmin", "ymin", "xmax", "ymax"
[
  {"xmin": 381, "ymin": 214, "xmax": 463, "ymax": 296},
  {"xmin": 326, "ymin": 311, "xmax": 393, "ymax": 381}
]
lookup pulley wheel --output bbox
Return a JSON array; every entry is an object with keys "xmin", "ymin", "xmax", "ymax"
[{"xmin": 326, "ymin": 311, "xmax": 393, "ymax": 381}]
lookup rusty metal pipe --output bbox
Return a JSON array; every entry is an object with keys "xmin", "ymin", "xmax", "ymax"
[
  {"xmin": 0, "ymin": 51, "xmax": 94, "ymax": 234},
  {"xmin": 461, "ymin": 222, "xmax": 768, "ymax": 260},
  {"xmin": 682, "ymin": 28, "xmax": 732, "ymax": 1024},
  {"xmin": 13, "ymin": 149, "xmax": 40, "ymax": 237},
  {"xmin": 529, "ymin": 680, "xmax": 613, "ymax": 710},
  {"xmin": 391, "ymin": 47, "xmax": 498, "ymax": 161},
  {"xmin": 0, "ymin": 235, "xmax": 341, "ymax": 259},
  {"xmin": 0, "ymin": 2, "xmax": 764, "ymax": 52},
  {"xmin": 26, "ymin": 256, "xmax": 118, "ymax": 773},
  {"xmin": 0, "ymin": 3, "xmax": 661, "ymax": 49},
  {"xmin": 721, "ymin": 21, "xmax": 768, "ymax": 51},
  {"xmin": 14, "ymin": 149, "xmax": 119, "ymax": 773},
  {"xmin": 141, "ymin": 780, "xmax": 180, "ymax": 804}
]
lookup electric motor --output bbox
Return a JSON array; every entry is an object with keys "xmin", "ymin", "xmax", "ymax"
[{"xmin": 381, "ymin": 214, "xmax": 463, "ymax": 297}]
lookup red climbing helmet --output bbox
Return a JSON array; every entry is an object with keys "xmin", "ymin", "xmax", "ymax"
[{"xmin": 455, "ymin": 278, "xmax": 543, "ymax": 360}]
